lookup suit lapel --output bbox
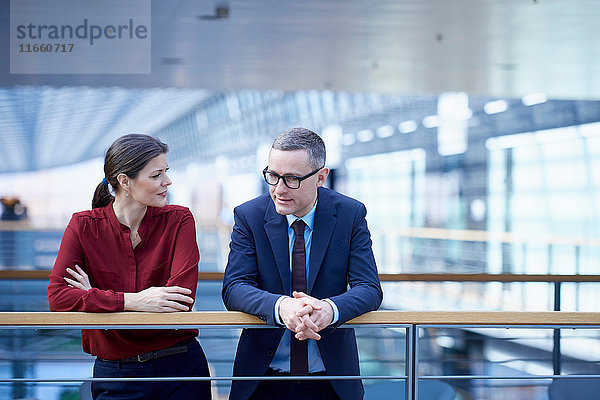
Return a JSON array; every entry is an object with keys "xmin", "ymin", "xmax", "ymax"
[
  {"xmin": 308, "ymin": 188, "xmax": 337, "ymax": 293},
  {"xmin": 264, "ymin": 201, "xmax": 291, "ymax": 294}
]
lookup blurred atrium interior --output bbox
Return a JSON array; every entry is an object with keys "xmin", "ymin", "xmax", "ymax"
[{"xmin": 1, "ymin": 1, "xmax": 600, "ymax": 399}]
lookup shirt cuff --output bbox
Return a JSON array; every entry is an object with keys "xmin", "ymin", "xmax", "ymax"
[
  {"xmin": 274, "ymin": 295, "xmax": 287, "ymax": 326},
  {"xmin": 323, "ymin": 298, "xmax": 339, "ymax": 325}
]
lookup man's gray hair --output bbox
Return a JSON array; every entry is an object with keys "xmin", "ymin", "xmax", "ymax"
[{"xmin": 271, "ymin": 127, "xmax": 326, "ymax": 169}]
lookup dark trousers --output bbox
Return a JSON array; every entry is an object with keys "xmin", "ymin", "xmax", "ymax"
[
  {"xmin": 248, "ymin": 369, "xmax": 340, "ymax": 400},
  {"xmin": 91, "ymin": 339, "xmax": 211, "ymax": 400}
]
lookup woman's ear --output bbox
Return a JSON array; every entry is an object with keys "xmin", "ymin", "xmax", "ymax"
[{"xmin": 116, "ymin": 173, "xmax": 130, "ymax": 192}]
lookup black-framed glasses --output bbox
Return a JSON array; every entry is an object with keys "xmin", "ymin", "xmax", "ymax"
[{"xmin": 262, "ymin": 166, "xmax": 323, "ymax": 189}]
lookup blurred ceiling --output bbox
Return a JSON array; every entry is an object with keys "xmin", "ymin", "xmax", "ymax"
[
  {"xmin": 2, "ymin": 0, "xmax": 599, "ymax": 97},
  {"xmin": 0, "ymin": 0, "xmax": 599, "ymax": 173},
  {"xmin": 0, "ymin": 86, "xmax": 210, "ymax": 173}
]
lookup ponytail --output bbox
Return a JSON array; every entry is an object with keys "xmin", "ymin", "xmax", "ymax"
[{"xmin": 92, "ymin": 181, "xmax": 114, "ymax": 209}]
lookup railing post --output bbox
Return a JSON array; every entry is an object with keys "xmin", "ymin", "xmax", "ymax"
[
  {"xmin": 575, "ymin": 244, "xmax": 581, "ymax": 311},
  {"xmin": 406, "ymin": 324, "xmax": 418, "ymax": 400},
  {"xmin": 553, "ymin": 281, "xmax": 562, "ymax": 375}
]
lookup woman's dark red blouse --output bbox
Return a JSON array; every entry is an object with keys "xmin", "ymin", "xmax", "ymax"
[{"xmin": 48, "ymin": 202, "xmax": 200, "ymax": 359}]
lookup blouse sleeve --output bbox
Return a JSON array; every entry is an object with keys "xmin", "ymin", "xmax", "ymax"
[
  {"xmin": 47, "ymin": 216, "xmax": 124, "ymax": 312},
  {"xmin": 164, "ymin": 209, "xmax": 200, "ymax": 300}
]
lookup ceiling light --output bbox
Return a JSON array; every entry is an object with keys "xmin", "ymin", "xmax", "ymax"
[
  {"xmin": 398, "ymin": 120, "xmax": 417, "ymax": 133},
  {"xmin": 356, "ymin": 129, "xmax": 374, "ymax": 142},
  {"xmin": 522, "ymin": 93, "xmax": 547, "ymax": 106},
  {"xmin": 484, "ymin": 100, "xmax": 508, "ymax": 114},
  {"xmin": 422, "ymin": 115, "xmax": 439, "ymax": 128},
  {"xmin": 375, "ymin": 125, "xmax": 394, "ymax": 138}
]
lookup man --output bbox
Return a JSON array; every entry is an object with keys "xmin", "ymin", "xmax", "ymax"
[{"xmin": 222, "ymin": 127, "xmax": 383, "ymax": 400}]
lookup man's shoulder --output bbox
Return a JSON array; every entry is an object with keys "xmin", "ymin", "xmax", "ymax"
[{"xmin": 319, "ymin": 187, "xmax": 365, "ymax": 211}]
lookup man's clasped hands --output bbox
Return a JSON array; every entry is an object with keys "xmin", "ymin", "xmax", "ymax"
[{"xmin": 278, "ymin": 291, "xmax": 334, "ymax": 341}]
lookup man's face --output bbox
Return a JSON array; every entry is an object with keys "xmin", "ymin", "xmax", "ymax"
[{"xmin": 267, "ymin": 149, "xmax": 329, "ymax": 217}]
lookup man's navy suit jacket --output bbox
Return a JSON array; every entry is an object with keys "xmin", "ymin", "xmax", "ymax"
[{"xmin": 222, "ymin": 187, "xmax": 383, "ymax": 400}]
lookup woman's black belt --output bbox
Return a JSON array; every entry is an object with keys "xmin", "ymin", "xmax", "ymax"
[{"xmin": 98, "ymin": 338, "xmax": 196, "ymax": 363}]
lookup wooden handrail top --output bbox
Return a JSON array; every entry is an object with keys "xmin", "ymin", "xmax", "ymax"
[
  {"xmin": 2, "ymin": 270, "xmax": 600, "ymax": 283},
  {"xmin": 1, "ymin": 311, "xmax": 599, "ymax": 327}
]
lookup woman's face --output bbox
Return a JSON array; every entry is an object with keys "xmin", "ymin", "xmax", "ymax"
[{"xmin": 127, "ymin": 153, "xmax": 172, "ymax": 207}]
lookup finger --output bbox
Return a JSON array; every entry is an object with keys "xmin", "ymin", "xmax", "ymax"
[
  {"xmin": 64, "ymin": 277, "xmax": 85, "ymax": 290},
  {"xmin": 296, "ymin": 329, "xmax": 321, "ymax": 341},
  {"xmin": 311, "ymin": 318, "xmax": 328, "ymax": 332},
  {"xmin": 295, "ymin": 320, "xmax": 306, "ymax": 332},
  {"xmin": 301, "ymin": 314, "xmax": 320, "ymax": 332},
  {"xmin": 301, "ymin": 299, "xmax": 322, "ymax": 310},
  {"xmin": 295, "ymin": 314, "xmax": 314, "ymax": 331},
  {"xmin": 311, "ymin": 306, "xmax": 333, "ymax": 323},
  {"xmin": 169, "ymin": 301, "xmax": 191, "ymax": 311},
  {"xmin": 295, "ymin": 304, "xmax": 313, "ymax": 317},
  {"xmin": 293, "ymin": 292, "xmax": 322, "ymax": 310},
  {"xmin": 299, "ymin": 332, "xmax": 321, "ymax": 340},
  {"xmin": 296, "ymin": 314, "xmax": 320, "ymax": 336},
  {"xmin": 282, "ymin": 314, "xmax": 301, "ymax": 331},
  {"xmin": 160, "ymin": 298, "xmax": 191, "ymax": 311},
  {"xmin": 64, "ymin": 276, "xmax": 78, "ymax": 287},
  {"xmin": 74, "ymin": 265, "xmax": 88, "ymax": 278},
  {"xmin": 164, "ymin": 286, "xmax": 192, "ymax": 295},
  {"xmin": 165, "ymin": 293, "xmax": 195, "ymax": 304},
  {"xmin": 65, "ymin": 267, "xmax": 81, "ymax": 279},
  {"xmin": 66, "ymin": 270, "xmax": 88, "ymax": 287},
  {"xmin": 160, "ymin": 303, "xmax": 190, "ymax": 312},
  {"xmin": 292, "ymin": 291, "xmax": 321, "ymax": 309}
]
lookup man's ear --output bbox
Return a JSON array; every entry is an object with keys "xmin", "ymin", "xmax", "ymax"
[{"xmin": 316, "ymin": 167, "xmax": 329, "ymax": 187}]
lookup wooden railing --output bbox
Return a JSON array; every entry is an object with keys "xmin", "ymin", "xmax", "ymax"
[{"xmin": 1, "ymin": 310, "xmax": 599, "ymax": 327}]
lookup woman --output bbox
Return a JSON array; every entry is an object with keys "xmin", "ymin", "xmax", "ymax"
[{"xmin": 48, "ymin": 134, "xmax": 211, "ymax": 400}]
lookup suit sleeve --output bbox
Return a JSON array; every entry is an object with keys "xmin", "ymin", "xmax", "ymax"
[
  {"xmin": 328, "ymin": 203, "xmax": 383, "ymax": 325},
  {"xmin": 47, "ymin": 217, "xmax": 124, "ymax": 312},
  {"xmin": 222, "ymin": 206, "xmax": 282, "ymax": 325},
  {"xmin": 165, "ymin": 209, "xmax": 200, "ymax": 300}
]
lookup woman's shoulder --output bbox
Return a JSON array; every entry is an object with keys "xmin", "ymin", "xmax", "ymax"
[
  {"xmin": 71, "ymin": 207, "xmax": 109, "ymax": 221},
  {"xmin": 150, "ymin": 204, "xmax": 193, "ymax": 220},
  {"xmin": 65, "ymin": 207, "xmax": 111, "ymax": 233}
]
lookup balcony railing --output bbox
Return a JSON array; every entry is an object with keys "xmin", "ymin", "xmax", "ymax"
[
  {"xmin": 2, "ymin": 225, "xmax": 600, "ymax": 398},
  {"xmin": 1, "ymin": 311, "xmax": 599, "ymax": 400}
]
